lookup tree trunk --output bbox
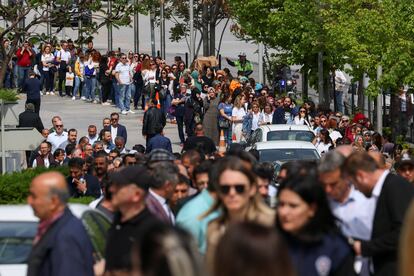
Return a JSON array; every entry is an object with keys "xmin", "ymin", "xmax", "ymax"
[
  {"xmin": 209, "ymin": 4, "xmax": 216, "ymax": 57},
  {"xmin": 202, "ymin": 3, "xmax": 209, "ymax": 57},
  {"xmin": 301, "ymin": 65, "xmax": 309, "ymax": 100},
  {"xmin": 357, "ymin": 75, "xmax": 364, "ymax": 112}
]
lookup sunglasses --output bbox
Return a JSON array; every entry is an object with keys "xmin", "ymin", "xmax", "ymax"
[
  {"xmin": 55, "ymin": 125, "xmax": 63, "ymax": 127},
  {"xmin": 120, "ymin": 57, "xmax": 127, "ymax": 59},
  {"xmin": 219, "ymin": 184, "xmax": 246, "ymax": 195},
  {"xmin": 321, "ymin": 120, "xmax": 327, "ymax": 122},
  {"xmin": 111, "ymin": 118, "xmax": 118, "ymax": 121},
  {"xmin": 300, "ymin": 110, "xmax": 306, "ymax": 113}
]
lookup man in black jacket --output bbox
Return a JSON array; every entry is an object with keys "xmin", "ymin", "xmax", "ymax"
[
  {"xmin": 18, "ymin": 103, "xmax": 44, "ymax": 133},
  {"xmin": 142, "ymin": 99, "xmax": 166, "ymax": 146},
  {"xmin": 23, "ymin": 71, "xmax": 41, "ymax": 114},
  {"xmin": 343, "ymin": 151, "xmax": 414, "ymax": 276}
]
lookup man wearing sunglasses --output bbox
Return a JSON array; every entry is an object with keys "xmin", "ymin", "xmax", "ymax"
[{"xmin": 47, "ymin": 119, "xmax": 68, "ymax": 153}]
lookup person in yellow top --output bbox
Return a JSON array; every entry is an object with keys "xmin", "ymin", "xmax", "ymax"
[{"xmin": 73, "ymin": 54, "xmax": 85, "ymax": 100}]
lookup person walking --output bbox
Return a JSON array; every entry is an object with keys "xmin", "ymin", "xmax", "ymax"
[
  {"xmin": 23, "ymin": 71, "xmax": 42, "ymax": 114},
  {"xmin": 142, "ymin": 99, "xmax": 166, "ymax": 147}
]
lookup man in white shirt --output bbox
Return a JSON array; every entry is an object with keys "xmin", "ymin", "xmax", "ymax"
[
  {"xmin": 87, "ymin": 125, "xmax": 99, "ymax": 145},
  {"xmin": 115, "ymin": 54, "xmax": 134, "ymax": 115},
  {"xmin": 334, "ymin": 70, "xmax": 347, "ymax": 113},
  {"xmin": 47, "ymin": 119, "xmax": 68, "ymax": 153},
  {"xmin": 56, "ymin": 41, "xmax": 71, "ymax": 97}
]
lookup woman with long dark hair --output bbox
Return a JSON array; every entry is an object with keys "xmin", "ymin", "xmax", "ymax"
[{"xmin": 276, "ymin": 177, "xmax": 355, "ymax": 276}]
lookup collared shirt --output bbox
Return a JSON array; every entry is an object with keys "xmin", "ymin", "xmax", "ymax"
[
  {"xmin": 57, "ymin": 49, "xmax": 71, "ymax": 62},
  {"xmin": 33, "ymin": 210, "xmax": 64, "ymax": 245},
  {"xmin": 88, "ymin": 135, "xmax": 98, "ymax": 145},
  {"xmin": 329, "ymin": 186, "xmax": 375, "ymax": 240},
  {"xmin": 47, "ymin": 131, "xmax": 68, "ymax": 152},
  {"xmin": 176, "ymin": 189, "xmax": 220, "ymax": 254},
  {"xmin": 149, "ymin": 189, "xmax": 175, "ymax": 224},
  {"xmin": 32, "ymin": 157, "xmax": 50, "ymax": 168},
  {"xmin": 371, "ymin": 170, "xmax": 389, "ymax": 202},
  {"xmin": 110, "ymin": 126, "xmax": 117, "ymax": 144}
]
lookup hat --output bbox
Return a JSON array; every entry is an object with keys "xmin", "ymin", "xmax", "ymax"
[
  {"xmin": 238, "ymin": 52, "xmax": 246, "ymax": 57},
  {"xmin": 395, "ymin": 153, "xmax": 414, "ymax": 170},
  {"xmin": 239, "ymin": 76, "xmax": 249, "ymax": 83},
  {"xmin": 109, "ymin": 165, "xmax": 153, "ymax": 190},
  {"xmin": 147, "ymin": 149, "xmax": 175, "ymax": 162}
]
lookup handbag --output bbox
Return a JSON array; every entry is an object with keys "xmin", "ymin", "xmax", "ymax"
[
  {"xmin": 219, "ymin": 119, "xmax": 230, "ymax": 129},
  {"xmin": 168, "ymin": 105, "xmax": 176, "ymax": 116}
]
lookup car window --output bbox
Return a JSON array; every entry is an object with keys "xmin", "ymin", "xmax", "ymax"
[
  {"xmin": 259, "ymin": 149, "xmax": 320, "ymax": 162},
  {"xmin": 267, "ymin": 130, "xmax": 314, "ymax": 142},
  {"xmin": 81, "ymin": 211, "xmax": 111, "ymax": 260},
  {"xmin": 0, "ymin": 222, "xmax": 37, "ymax": 264},
  {"xmin": 256, "ymin": 129, "xmax": 263, "ymax": 142}
]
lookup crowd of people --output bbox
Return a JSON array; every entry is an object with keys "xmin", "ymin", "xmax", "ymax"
[{"xmin": 6, "ymin": 38, "xmax": 414, "ymax": 276}]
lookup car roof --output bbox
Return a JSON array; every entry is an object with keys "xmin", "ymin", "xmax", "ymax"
[
  {"xmin": 254, "ymin": 141, "xmax": 317, "ymax": 150},
  {"xmin": 260, "ymin": 124, "xmax": 313, "ymax": 132},
  {"xmin": 0, "ymin": 204, "xmax": 92, "ymax": 222}
]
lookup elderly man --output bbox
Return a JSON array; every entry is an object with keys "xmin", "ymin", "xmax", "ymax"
[
  {"xmin": 146, "ymin": 161, "xmax": 180, "ymax": 224},
  {"xmin": 47, "ymin": 119, "xmax": 68, "ymax": 153},
  {"xmin": 27, "ymin": 172, "xmax": 94, "ymax": 276}
]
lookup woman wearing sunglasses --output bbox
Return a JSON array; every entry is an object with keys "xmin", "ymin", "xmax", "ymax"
[
  {"xmin": 205, "ymin": 157, "xmax": 275, "ymax": 272},
  {"xmin": 276, "ymin": 177, "xmax": 354, "ymax": 276}
]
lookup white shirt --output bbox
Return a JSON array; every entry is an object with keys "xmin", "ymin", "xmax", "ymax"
[
  {"xmin": 32, "ymin": 157, "xmax": 50, "ymax": 168},
  {"xmin": 259, "ymin": 111, "xmax": 273, "ymax": 125},
  {"xmin": 57, "ymin": 49, "xmax": 71, "ymax": 62},
  {"xmin": 144, "ymin": 69, "xmax": 157, "ymax": 85},
  {"xmin": 47, "ymin": 131, "xmax": 68, "ymax": 153},
  {"xmin": 252, "ymin": 112, "xmax": 260, "ymax": 131},
  {"xmin": 315, "ymin": 139, "xmax": 332, "ymax": 155},
  {"xmin": 115, "ymin": 62, "xmax": 132, "ymax": 85},
  {"xmin": 110, "ymin": 126, "xmax": 117, "ymax": 144},
  {"xmin": 371, "ymin": 170, "xmax": 389, "ymax": 203},
  {"xmin": 88, "ymin": 135, "xmax": 98, "ymax": 145},
  {"xmin": 149, "ymin": 189, "xmax": 175, "ymax": 224},
  {"xmin": 329, "ymin": 130, "xmax": 343, "ymax": 143},
  {"xmin": 41, "ymin": 53, "xmax": 54, "ymax": 71},
  {"xmin": 232, "ymin": 107, "xmax": 246, "ymax": 120}
]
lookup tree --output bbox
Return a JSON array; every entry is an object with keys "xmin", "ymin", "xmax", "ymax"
[
  {"xmin": 164, "ymin": 0, "xmax": 229, "ymax": 57},
  {"xmin": 0, "ymin": 0, "xmax": 145, "ymax": 88}
]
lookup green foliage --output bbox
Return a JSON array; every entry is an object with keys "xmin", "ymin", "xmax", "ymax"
[
  {"xmin": 0, "ymin": 89, "xmax": 19, "ymax": 102},
  {"xmin": 227, "ymin": 0, "xmax": 414, "ymax": 98},
  {"xmin": 69, "ymin": 196, "xmax": 95, "ymax": 205},
  {"xmin": 0, "ymin": 166, "xmax": 69, "ymax": 204}
]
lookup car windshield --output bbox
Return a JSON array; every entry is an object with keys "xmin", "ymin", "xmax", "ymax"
[
  {"xmin": 0, "ymin": 222, "xmax": 37, "ymax": 264},
  {"xmin": 259, "ymin": 148, "xmax": 319, "ymax": 162},
  {"xmin": 267, "ymin": 130, "xmax": 314, "ymax": 142}
]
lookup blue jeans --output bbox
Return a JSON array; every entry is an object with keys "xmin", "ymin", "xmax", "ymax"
[
  {"xmin": 4, "ymin": 70, "xmax": 11, "ymax": 88},
  {"xmin": 335, "ymin": 90, "xmax": 344, "ymax": 113},
  {"xmin": 221, "ymin": 127, "xmax": 232, "ymax": 147},
  {"xmin": 84, "ymin": 76, "xmax": 97, "ymax": 100},
  {"xmin": 112, "ymin": 79, "xmax": 120, "ymax": 107},
  {"xmin": 73, "ymin": 76, "xmax": 83, "ymax": 98},
  {"xmin": 164, "ymin": 93, "xmax": 173, "ymax": 119},
  {"xmin": 18, "ymin": 65, "xmax": 31, "ymax": 89},
  {"xmin": 119, "ymin": 84, "xmax": 131, "ymax": 111}
]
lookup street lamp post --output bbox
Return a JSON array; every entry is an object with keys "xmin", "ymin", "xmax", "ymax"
[
  {"xmin": 160, "ymin": 0, "xmax": 165, "ymax": 59},
  {"xmin": 189, "ymin": 0, "xmax": 195, "ymax": 62},
  {"xmin": 134, "ymin": 0, "xmax": 139, "ymax": 53},
  {"xmin": 107, "ymin": 0, "xmax": 113, "ymax": 51}
]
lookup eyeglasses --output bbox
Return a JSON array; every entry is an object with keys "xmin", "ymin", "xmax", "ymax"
[
  {"xmin": 120, "ymin": 57, "xmax": 127, "ymax": 59},
  {"xmin": 342, "ymin": 120, "xmax": 349, "ymax": 122},
  {"xmin": 111, "ymin": 118, "xmax": 118, "ymax": 121},
  {"xmin": 321, "ymin": 120, "xmax": 326, "ymax": 123},
  {"xmin": 219, "ymin": 184, "xmax": 246, "ymax": 195},
  {"xmin": 55, "ymin": 125, "xmax": 63, "ymax": 127},
  {"xmin": 300, "ymin": 110, "xmax": 306, "ymax": 113},
  {"xmin": 134, "ymin": 55, "xmax": 139, "ymax": 58}
]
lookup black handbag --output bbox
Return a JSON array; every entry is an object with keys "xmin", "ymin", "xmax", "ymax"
[{"xmin": 219, "ymin": 119, "xmax": 230, "ymax": 129}]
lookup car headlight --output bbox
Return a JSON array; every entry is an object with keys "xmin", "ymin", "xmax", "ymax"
[{"xmin": 287, "ymin": 80, "xmax": 293, "ymax": 86}]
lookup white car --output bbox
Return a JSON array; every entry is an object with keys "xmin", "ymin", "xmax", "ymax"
[
  {"xmin": 252, "ymin": 140, "xmax": 320, "ymax": 163},
  {"xmin": 0, "ymin": 204, "xmax": 111, "ymax": 276},
  {"xmin": 246, "ymin": 124, "xmax": 315, "ymax": 150}
]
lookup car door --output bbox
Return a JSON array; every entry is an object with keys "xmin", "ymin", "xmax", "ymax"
[{"xmin": 80, "ymin": 210, "xmax": 111, "ymax": 260}]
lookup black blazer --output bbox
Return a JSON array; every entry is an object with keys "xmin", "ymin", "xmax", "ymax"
[
  {"xmin": 27, "ymin": 208, "xmax": 94, "ymax": 276},
  {"xmin": 18, "ymin": 110, "xmax": 44, "ymax": 133},
  {"xmin": 111, "ymin": 124, "xmax": 128, "ymax": 144},
  {"xmin": 361, "ymin": 173, "xmax": 414, "ymax": 276},
  {"xmin": 66, "ymin": 174, "xmax": 102, "ymax": 199}
]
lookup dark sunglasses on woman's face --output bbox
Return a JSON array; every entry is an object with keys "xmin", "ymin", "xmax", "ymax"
[{"xmin": 219, "ymin": 184, "xmax": 246, "ymax": 195}]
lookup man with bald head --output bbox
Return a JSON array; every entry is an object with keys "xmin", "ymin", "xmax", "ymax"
[{"xmin": 27, "ymin": 172, "xmax": 94, "ymax": 276}]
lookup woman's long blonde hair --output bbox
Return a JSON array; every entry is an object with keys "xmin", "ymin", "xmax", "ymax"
[{"xmin": 400, "ymin": 200, "xmax": 414, "ymax": 276}]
